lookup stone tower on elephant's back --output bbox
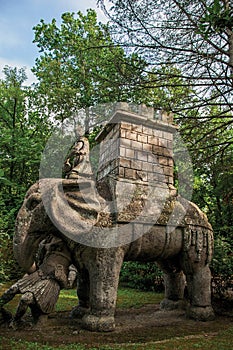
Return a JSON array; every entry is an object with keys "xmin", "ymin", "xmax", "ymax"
[{"xmin": 95, "ymin": 103, "xmax": 178, "ymax": 219}]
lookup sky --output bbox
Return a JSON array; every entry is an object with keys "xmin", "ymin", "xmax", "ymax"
[{"xmin": 0, "ymin": 0, "xmax": 107, "ymax": 84}]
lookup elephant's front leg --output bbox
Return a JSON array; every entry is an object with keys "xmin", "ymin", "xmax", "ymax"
[{"xmin": 82, "ymin": 248, "xmax": 124, "ymax": 332}]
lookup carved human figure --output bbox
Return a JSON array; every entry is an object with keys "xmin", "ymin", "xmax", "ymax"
[
  {"xmin": 0, "ymin": 234, "xmax": 76, "ymax": 328},
  {"xmin": 63, "ymin": 136, "xmax": 92, "ymax": 179}
]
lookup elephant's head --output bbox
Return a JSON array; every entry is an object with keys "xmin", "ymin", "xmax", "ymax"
[
  {"xmin": 14, "ymin": 177, "xmax": 102, "ymax": 271},
  {"xmin": 14, "ymin": 182, "xmax": 57, "ymax": 272}
]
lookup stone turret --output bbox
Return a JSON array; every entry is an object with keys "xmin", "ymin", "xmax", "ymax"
[{"xmin": 96, "ymin": 103, "xmax": 177, "ymax": 201}]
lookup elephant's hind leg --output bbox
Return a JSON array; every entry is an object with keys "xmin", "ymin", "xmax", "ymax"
[
  {"xmin": 186, "ymin": 266, "xmax": 215, "ymax": 321},
  {"xmin": 157, "ymin": 260, "xmax": 186, "ymax": 310}
]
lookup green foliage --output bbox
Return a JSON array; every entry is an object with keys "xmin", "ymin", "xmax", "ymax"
[
  {"xmin": 138, "ymin": 66, "xmax": 193, "ymax": 111},
  {"xmin": 198, "ymin": 0, "xmax": 233, "ymax": 37},
  {"xmin": 0, "ymin": 66, "xmax": 52, "ymax": 215},
  {"xmin": 0, "ymin": 66, "xmax": 53, "ymax": 281},
  {"xmin": 211, "ymin": 236, "xmax": 233, "ymax": 298},
  {"xmin": 120, "ymin": 262, "xmax": 164, "ymax": 292},
  {"xmin": 0, "ymin": 232, "xmax": 14, "ymax": 282},
  {"xmin": 32, "ymin": 10, "xmax": 147, "ymax": 131},
  {"xmin": 177, "ymin": 104, "xmax": 233, "ymax": 296}
]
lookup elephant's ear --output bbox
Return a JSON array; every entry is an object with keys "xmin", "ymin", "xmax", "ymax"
[{"xmin": 39, "ymin": 177, "xmax": 101, "ymax": 243}]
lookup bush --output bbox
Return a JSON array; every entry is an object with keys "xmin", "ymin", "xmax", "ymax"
[
  {"xmin": 211, "ymin": 236, "xmax": 233, "ymax": 298},
  {"xmin": 0, "ymin": 232, "xmax": 16, "ymax": 282},
  {"xmin": 120, "ymin": 261, "xmax": 164, "ymax": 292}
]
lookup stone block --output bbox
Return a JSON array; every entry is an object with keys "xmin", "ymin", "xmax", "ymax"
[
  {"xmin": 136, "ymin": 170, "xmax": 148, "ymax": 182},
  {"xmin": 131, "ymin": 160, "xmax": 142, "ymax": 170},
  {"xmin": 125, "ymin": 148, "xmax": 135, "ymax": 158},
  {"xmin": 152, "ymin": 145, "xmax": 164, "ymax": 156},
  {"xmin": 142, "ymin": 161, "xmax": 153, "ymax": 172},
  {"xmin": 136, "ymin": 150, "xmax": 148, "ymax": 162},
  {"xmin": 120, "ymin": 138, "xmax": 131, "ymax": 147},
  {"xmin": 121, "ymin": 122, "xmax": 132, "ymax": 130},
  {"xmin": 152, "ymin": 129, "xmax": 163, "ymax": 138},
  {"xmin": 118, "ymin": 166, "xmax": 125, "ymax": 177},
  {"xmin": 125, "ymin": 131, "xmax": 137, "ymax": 140},
  {"xmin": 131, "ymin": 124, "xmax": 143, "ymax": 133},
  {"xmin": 142, "ymin": 143, "xmax": 152, "ymax": 152},
  {"xmin": 168, "ymin": 158, "xmax": 174, "ymax": 166},
  {"xmin": 163, "ymin": 167, "xmax": 174, "ymax": 177},
  {"xmin": 148, "ymin": 135, "xmax": 158, "ymax": 145},
  {"xmin": 120, "ymin": 147, "xmax": 126, "ymax": 157},
  {"xmin": 119, "ymin": 158, "xmax": 131, "ymax": 168},
  {"xmin": 148, "ymin": 153, "xmax": 158, "ymax": 164},
  {"xmin": 137, "ymin": 134, "xmax": 147, "ymax": 143},
  {"xmin": 131, "ymin": 140, "xmax": 143, "ymax": 150},
  {"xmin": 159, "ymin": 157, "xmax": 168, "ymax": 166},
  {"xmin": 142, "ymin": 126, "xmax": 153, "ymax": 135},
  {"xmin": 124, "ymin": 168, "xmax": 137, "ymax": 179},
  {"xmin": 119, "ymin": 128, "xmax": 126, "ymax": 138}
]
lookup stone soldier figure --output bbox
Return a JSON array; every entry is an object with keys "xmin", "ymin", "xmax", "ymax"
[
  {"xmin": 0, "ymin": 234, "xmax": 76, "ymax": 328},
  {"xmin": 63, "ymin": 135, "xmax": 93, "ymax": 179}
]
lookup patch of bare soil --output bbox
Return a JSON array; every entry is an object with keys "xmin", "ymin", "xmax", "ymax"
[{"xmin": 1, "ymin": 301, "xmax": 233, "ymax": 348}]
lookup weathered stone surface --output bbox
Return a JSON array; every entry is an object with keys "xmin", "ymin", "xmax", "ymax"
[{"xmin": 8, "ymin": 105, "xmax": 215, "ymax": 332}]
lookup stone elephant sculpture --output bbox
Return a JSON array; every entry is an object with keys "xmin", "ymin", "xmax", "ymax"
[{"xmin": 13, "ymin": 175, "xmax": 215, "ymax": 332}]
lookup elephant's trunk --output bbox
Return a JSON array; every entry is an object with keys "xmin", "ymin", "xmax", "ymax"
[{"xmin": 13, "ymin": 182, "xmax": 52, "ymax": 272}]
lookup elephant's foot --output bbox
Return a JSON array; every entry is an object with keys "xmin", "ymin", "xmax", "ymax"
[
  {"xmin": 186, "ymin": 306, "xmax": 215, "ymax": 321},
  {"xmin": 70, "ymin": 306, "xmax": 89, "ymax": 319},
  {"xmin": 82, "ymin": 314, "xmax": 115, "ymax": 332},
  {"xmin": 160, "ymin": 298, "xmax": 187, "ymax": 310}
]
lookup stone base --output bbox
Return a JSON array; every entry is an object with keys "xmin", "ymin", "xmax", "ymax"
[{"xmin": 82, "ymin": 314, "xmax": 115, "ymax": 332}]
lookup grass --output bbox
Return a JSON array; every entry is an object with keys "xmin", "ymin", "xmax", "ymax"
[{"xmin": 56, "ymin": 287, "xmax": 164, "ymax": 311}]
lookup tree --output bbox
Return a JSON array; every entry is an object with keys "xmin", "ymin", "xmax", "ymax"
[
  {"xmin": 181, "ymin": 106, "xmax": 233, "ymax": 234},
  {"xmin": 0, "ymin": 66, "xmax": 52, "ymax": 231},
  {"xmin": 97, "ymin": 0, "xmax": 233, "ymax": 152},
  {"xmin": 32, "ymin": 9, "xmax": 148, "ymax": 132}
]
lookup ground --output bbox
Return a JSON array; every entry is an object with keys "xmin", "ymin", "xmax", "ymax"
[{"xmin": 0, "ymin": 299, "xmax": 233, "ymax": 349}]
